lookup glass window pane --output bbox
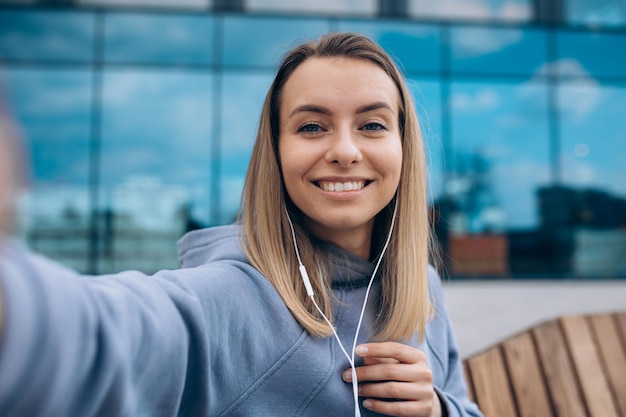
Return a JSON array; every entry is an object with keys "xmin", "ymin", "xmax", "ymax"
[
  {"xmin": 246, "ymin": 0, "xmax": 377, "ymax": 16},
  {"xmin": 407, "ymin": 78, "xmax": 443, "ymax": 200},
  {"xmin": 337, "ymin": 20, "xmax": 440, "ymax": 73},
  {"xmin": 557, "ymin": 82, "xmax": 626, "ymax": 277},
  {"xmin": 409, "ymin": 0, "xmax": 532, "ymax": 22},
  {"xmin": 99, "ymin": 69, "xmax": 214, "ymax": 273},
  {"xmin": 0, "ymin": 10, "xmax": 94, "ymax": 62},
  {"xmin": 222, "ymin": 16, "xmax": 330, "ymax": 67},
  {"xmin": 219, "ymin": 71, "xmax": 273, "ymax": 223},
  {"xmin": 449, "ymin": 80, "xmax": 550, "ymax": 230},
  {"xmin": 104, "ymin": 13, "xmax": 214, "ymax": 65},
  {"xmin": 556, "ymin": 31, "xmax": 626, "ymax": 79},
  {"xmin": 560, "ymin": 82, "xmax": 626, "ymax": 197},
  {"xmin": 80, "ymin": 0, "xmax": 211, "ymax": 9},
  {"xmin": 445, "ymin": 80, "xmax": 550, "ymax": 277},
  {"xmin": 450, "ymin": 26, "xmax": 547, "ymax": 76},
  {"xmin": 565, "ymin": 0, "xmax": 626, "ymax": 27},
  {"xmin": 1, "ymin": 68, "xmax": 92, "ymax": 272}
]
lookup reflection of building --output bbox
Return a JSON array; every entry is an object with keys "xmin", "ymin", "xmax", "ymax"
[
  {"xmin": 19, "ymin": 186, "xmax": 91, "ymax": 271},
  {"xmin": 538, "ymin": 185, "xmax": 626, "ymax": 230},
  {"xmin": 2, "ymin": 1, "xmax": 625, "ymax": 278},
  {"xmin": 573, "ymin": 230, "xmax": 626, "ymax": 277},
  {"xmin": 19, "ymin": 177, "xmax": 191, "ymax": 274},
  {"xmin": 97, "ymin": 176, "xmax": 190, "ymax": 273},
  {"xmin": 448, "ymin": 234, "xmax": 509, "ymax": 278},
  {"xmin": 537, "ymin": 185, "xmax": 626, "ymax": 278},
  {"xmin": 433, "ymin": 184, "xmax": 626, "ymax": 278}
]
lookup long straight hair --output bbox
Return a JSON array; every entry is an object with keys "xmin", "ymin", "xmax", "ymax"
[{"xmin": 239, "ymin": 32, "xmax": 433, "ymax": 341}]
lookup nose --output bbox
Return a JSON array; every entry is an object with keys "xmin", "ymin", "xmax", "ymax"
[{"xmin": 325, "ymin": 126, "xmax": 362, "ymax": 168}]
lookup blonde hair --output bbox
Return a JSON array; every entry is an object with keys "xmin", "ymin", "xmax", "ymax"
[{"xmin": 239, "ymin": 32, "xmax": 432, "ymax": 342}]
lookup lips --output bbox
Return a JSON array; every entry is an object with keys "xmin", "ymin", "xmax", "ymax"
[{"xmin": 315, "ymin": 180, "xmax": 370, "ymax": 192}]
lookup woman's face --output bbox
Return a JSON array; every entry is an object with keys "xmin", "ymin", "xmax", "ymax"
[{"xmin": 278, "ymin": 57, "xmax": 402, "ymax": 257}]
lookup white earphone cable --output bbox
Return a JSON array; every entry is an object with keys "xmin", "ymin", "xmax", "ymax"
[{"xmin": 285, "ymin": 201, "xmax": 397, "ymax": 417}]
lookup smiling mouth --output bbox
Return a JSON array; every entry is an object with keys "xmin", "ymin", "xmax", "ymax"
[{"xmin": 315, "ymin": 180, "xmax": 370, "ymax": 192}]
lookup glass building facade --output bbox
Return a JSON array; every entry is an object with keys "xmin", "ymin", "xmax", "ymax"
[{"xmin": 0, "ymin": 1, "xmax": 625, "ymax": 278}]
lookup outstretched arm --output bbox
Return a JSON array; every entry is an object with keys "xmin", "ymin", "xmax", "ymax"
[{"xmin": 0, "ymin": 243, "xmax": 205, "ymax": 417}]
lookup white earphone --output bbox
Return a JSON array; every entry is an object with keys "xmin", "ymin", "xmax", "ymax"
[{"xmin": 285, "ymin": 201, "xmax": 398, "ymax": 417}]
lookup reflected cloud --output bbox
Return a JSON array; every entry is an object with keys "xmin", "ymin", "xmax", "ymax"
[
  {"xmin": 452, "ymin": 27, "xmax": 523, "ymax": 58},
  {"xmin": 411, "ymin": 0, "xmax": 531, "ymax": 21},
  {"xmin": 102, "ymin": 69, "xmax": 214, "ymax": 157},
  {"xmin": 81, "ymin": 0, "xmax": 208, "ymax": 8},
  {"xmin": 451, "ymin": 88, "xmax": 499, "ymax": 111},
  {"xmin": 247, "ymin": 0, "xmax": 376, "ymax": 14},
  {"xmin": 526, "ymin": 59, "xmax": 602, "ymax": 122},
  {"xmin": 104, "ymin": 14, "xmax": 213, "ymax": 64}
]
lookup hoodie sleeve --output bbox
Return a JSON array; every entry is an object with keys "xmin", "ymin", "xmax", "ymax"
[
  {"xmin": 426, "ymin": 266, "xmax": 484, "ymax": 417},
  {"xmin": 0, "ymin": 241, "xmax": 208, "ymax": 417}
]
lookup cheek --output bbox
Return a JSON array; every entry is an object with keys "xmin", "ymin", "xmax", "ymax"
[
  {"xmin": 278, "ymin": 142, "xmax": 303, "ymax": 198},
  {"xmin": 385, "ymin": 142, "xmax": 403, "ymax": 182}
]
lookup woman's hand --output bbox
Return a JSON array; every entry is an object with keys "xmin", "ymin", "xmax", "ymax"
[{"xmin": 343, "ymin": 342, "xmax": 442, "ymax": 417}]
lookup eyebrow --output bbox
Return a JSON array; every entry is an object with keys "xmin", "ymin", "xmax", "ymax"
[
  {"xmin": 289, "ymin": 104, "xmax": 331, "ymax": 118},
  {"xmin": 356, "ymin": 102, "xmax": 395, "ymax": 114},
  {"xmin": 288, "ymin": 101, "xmax": 395, "ymax": 118}
]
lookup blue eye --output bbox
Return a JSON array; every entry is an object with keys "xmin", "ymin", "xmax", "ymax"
[
  {"xmin": 298, "ymin": 123, "xmax": 323, "ymax": 133},
  {"xmin": 362, "ymin": 122, "xmax": 386, "ymax": 131}
]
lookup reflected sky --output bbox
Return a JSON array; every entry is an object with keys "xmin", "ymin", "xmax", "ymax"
[
  {"xmin": 222, "ymin": 16, "xmax": 330, "ymax": 67},
  {"xmin": 0, "ymin": 10, "xmax": 94, "ymax": 62},
  {"xmin": 450, "ymin": 26, "xmax": 547, "ymax": 76},
  {"xmin": 409, "ymin": 0, "xmax": 532, "ymax": 21},
  {"xmin": 0, "ymin": 68, "xmax": 92, "ymax": 185},
  {"xmin": 560, "ymin": 82, "xmax": 626, "ymax": 197},
  {"xmin": 246, "ymin": 0, "xmax": 377, "ymax": 15},
  {"xmin": 566, "ymin": 0, "xmax": 626, "ymax": 26},
  {"xmin": 104, "ymin": 13, "xmax": 214, "ymax": 65},
  {"xmin": 101, "ymin": 69, "xmax": 214, "ymax": 224},
  {"xmin": 337, "ymin": 20, "xmax": 440, "ymax": 74},
  {"xmin": 556, "ymin": 31, "xmax": 626, "ymax": 79},
  {"xmin": 219, "ymin": 70, "xmax": 273, "ymax": 223},
  {"xmin": 407, "ymin": 78, "xmax": 444, "ymax": 200},
  {"xmin": 450, "ymin": 80, "xmax": 550, "ymax": 229}
]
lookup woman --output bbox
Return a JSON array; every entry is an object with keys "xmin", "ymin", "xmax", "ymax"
[{"xmin": 0, "ymin": 33, "xmax": 482, "ymax": 417}]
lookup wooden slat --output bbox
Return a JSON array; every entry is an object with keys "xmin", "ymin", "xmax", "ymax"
[
  {"xmin": 466, "ymin": 347, "xmax": 518, "ymax": 417},
  {"xmin": 616, "ymin": 313, "xmax": 626, "ymax": 348},
  {"xmin": 502, "ymin": 332, "xmax": 554, "ymax": 417},
  {"xmin": 463, "ymin": 361, "xmax": 475, "ymax": 402},
  {"xmin": 588, "ymin": 314, "xmax": 626, "ymax": 417},
  {"xmin": 533, "ymin": 319, "xmax": 586, "ymax": 417},
  {"xmin": 561, "ymin": 315, "xmax": 620, "ymax": 417}
]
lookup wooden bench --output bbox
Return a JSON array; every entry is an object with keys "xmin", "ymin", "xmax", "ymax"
[{"xmin": 462, "ymin": 312, "xmax": 626, "ymax": 417}]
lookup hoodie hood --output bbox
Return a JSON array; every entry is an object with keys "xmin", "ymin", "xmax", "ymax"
[
  {"xmin": 177, "ymin": 224, "xmax": 375, "ymax": 287},
  {"xmin": 177, "ymin": 224, "xmax": 246, "ymax": 268}
]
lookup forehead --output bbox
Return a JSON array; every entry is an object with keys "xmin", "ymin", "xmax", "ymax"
[{"xmin": 280, "ymin": 57, "xmax": 400, "ymax": 110}]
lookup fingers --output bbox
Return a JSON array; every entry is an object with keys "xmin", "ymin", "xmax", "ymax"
[
  {"xmin": 341, "ymin": 342, "xmax": 439, "ymax": 417},
  {"xmin": 344, "ymin": 359, "xmax": 431, "ymax": 384},
  {"xmin": 344, "ymin": 342, "xmax": 429, "ymax": 384},
  {"xmin": 356, "ymin": 342, "xmax": 425, "ymax": 364},
  {"xmin": 361, "ymin": 393, "xmax": 437, "ymax": 417}
]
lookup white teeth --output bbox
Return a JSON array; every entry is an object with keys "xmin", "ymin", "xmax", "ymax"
[{"xmin": 320, "ymin": 181, "xmax": 365, "ymax": 192}]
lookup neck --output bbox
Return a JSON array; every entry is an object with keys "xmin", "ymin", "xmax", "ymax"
[{"xmin": 305, "ymin": 221, "xmax": 373, "ymax": 260}]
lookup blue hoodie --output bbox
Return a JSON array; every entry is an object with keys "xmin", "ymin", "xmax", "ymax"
[{"xmin": 0, "ymin": 225, "xmax": 483, "ymax": 417}]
